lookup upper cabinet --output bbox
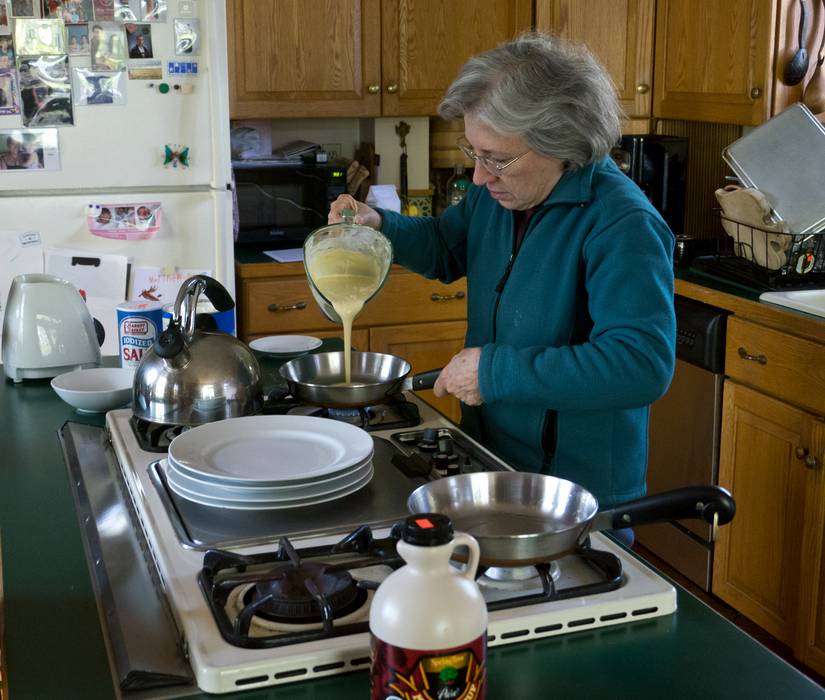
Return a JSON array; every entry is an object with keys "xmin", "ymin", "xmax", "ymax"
[
  {"xmin": 535, "ymin": 0, "xmax": 655, "ymax": 124},
  {"xmin": 228, "ymin": 0, "xmax": 532, "ymax": 120},
  {"xmin": 653, "ymin": 0, "xmax": 775, "ymax": 125}
]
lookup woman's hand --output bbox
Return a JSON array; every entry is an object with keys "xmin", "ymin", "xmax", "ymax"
[
  {"xmin": 433, "ymin": 347, "xmax": 483, "ymax": 406},
  {"xmin": 328, "ymin": 194, "xmax": 382, "ymax": 230}
]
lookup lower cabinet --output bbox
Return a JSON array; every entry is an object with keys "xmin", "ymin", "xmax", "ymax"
[
  {"xmin": 370, "ymin": 321, "xmax": 468, "ymax": 424},
  {"xmin": 713, "ymin": 380, "xmax": 825, "ymax": 671}
]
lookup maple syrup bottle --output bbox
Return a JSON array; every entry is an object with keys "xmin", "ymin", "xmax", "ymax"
[{"xmin": 370, "ymin": 513, "xmax": 488, "ymax": 700}]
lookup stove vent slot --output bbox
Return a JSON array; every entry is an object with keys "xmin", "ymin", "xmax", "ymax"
[
  {"xmin": 500, "ymin": 629, "xmax": 529, "ymax": 640},
  {"xmin": 534, "ymin": 623, "xmax": 563, "ymax": 634},
  {"xmin": 274, "ymin": 668, "xmax": 309, "ymax": 680},
  {"xmin": 313, "ymin": 662, "xmax": 346, "ymax": 673},
  {"xmin": 631, "ymin": 606, "xmax": 659, "ymax": 616},
  {"xmin": 235, "ymin": 674, "xmax": 269, "ymax": 686},
  {"xmin": 350, "ymin": 657, "xmax": 371, "ymax": 667},
  {"xmin": 600, "ymin": 612, "xmax": 628, "ymax": 622},
  {"xmin": 567, "ymin": 617, "xmax": 596, "ymax": 628}
]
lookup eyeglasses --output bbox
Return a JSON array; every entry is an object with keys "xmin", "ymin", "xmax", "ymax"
[{"xmin": 456, "ymin": 137, "xmax": 529, "ymax": 174}]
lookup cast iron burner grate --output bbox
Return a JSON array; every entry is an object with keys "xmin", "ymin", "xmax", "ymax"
[
  {"xmin": 263, "ymin": 391, "xmax": 421, "ymax": 432},
  {"xmin": 129, "ymin": 416, "xmax": 188, "ymax": 453},
  {"xmin": 198, "ymin": 524, "xmax": 624, "ymax": 650}
]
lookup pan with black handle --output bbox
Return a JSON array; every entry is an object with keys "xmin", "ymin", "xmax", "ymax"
[
  {"xmin": 279, "ymin": 350, "xmax": 440, "ymax": 408},
  {"xmin": 407, "ymin": 472, "xmax": 735, "ymax": 567}
]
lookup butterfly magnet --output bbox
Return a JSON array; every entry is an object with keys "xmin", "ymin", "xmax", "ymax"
[{"xmin": 163, "ymin": 143, "xmax": 190, "ymax": 168}]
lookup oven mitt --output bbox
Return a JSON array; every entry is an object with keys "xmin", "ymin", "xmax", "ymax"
[{"xmin": 715, "ymin": 185, "xmax": 790, "ymax": 270}]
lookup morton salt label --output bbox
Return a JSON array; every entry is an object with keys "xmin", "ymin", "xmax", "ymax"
[
  {"xmin": 370, "ymin": 636, "xmax": 486, "ymax": 700},
  {"xmin": 117, "ymin": 301, "xmax": 163, "ymax": 368}
]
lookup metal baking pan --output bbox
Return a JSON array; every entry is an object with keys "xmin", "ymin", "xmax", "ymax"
[{"xmin": 723, "ymin": 103, "xmax": 825, "ymax": 235}]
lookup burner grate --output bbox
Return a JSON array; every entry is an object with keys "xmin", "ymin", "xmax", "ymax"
[
  {"xmin": 129, "ymin": 415, "xmax": 187, "ymax": 453},
  {"xmin": 197, "ymin": 526, "xmax": 624, "ymax": 649}
]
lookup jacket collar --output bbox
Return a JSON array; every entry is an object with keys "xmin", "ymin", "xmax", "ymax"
[{"xmin": 542, "ymin": 157, "xmax": 603, "ymax": 207}]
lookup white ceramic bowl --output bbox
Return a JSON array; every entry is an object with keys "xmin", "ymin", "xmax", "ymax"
[{"xmin": 51, "ymin": 367, "xmax": 135, "ymax": 413}]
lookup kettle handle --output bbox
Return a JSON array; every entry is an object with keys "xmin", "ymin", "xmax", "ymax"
[{"xmin": 172, "ymin": 275, "xmax": 234, "ymax": 340}]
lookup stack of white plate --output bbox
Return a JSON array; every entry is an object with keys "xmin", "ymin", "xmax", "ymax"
[{"xmin": 163, "ymin": 415, "xmax": 374, "ymax": 510}]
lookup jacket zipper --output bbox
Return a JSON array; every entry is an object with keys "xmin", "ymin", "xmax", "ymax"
[{"xmin": 490, "ymin": 210, "xmax": 557, "ymax": 471}]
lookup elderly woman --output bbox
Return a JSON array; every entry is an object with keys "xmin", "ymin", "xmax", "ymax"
[{"xmin": 330, "ymin": 34, "xmax": 676, "ymax": 523}]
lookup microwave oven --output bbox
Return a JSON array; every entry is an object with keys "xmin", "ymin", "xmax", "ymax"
[
  {"xmin": 232, "ymin": 160, "xmax": 347, "ymax": 247},
  {"xmin": 610, "ymin": 135, "xmax": 688, "ymax": 237}
]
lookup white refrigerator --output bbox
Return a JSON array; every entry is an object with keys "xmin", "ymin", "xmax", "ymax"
[{"xmin": 0, "ymin": 0, "xmax": 234, "ymax": 354}]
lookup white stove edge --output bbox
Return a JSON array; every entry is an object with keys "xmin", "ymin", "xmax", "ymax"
[{"xmin": 105, "ymin": 401, "xmax": 677, "ymax": 695}]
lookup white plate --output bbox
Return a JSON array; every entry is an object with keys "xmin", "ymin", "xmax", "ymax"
[
  {"xmin": 168, "ymin": 415, "xmax": 374, "ymax": 485},
  {"xmin": 51, "ymin": 367, "xmax": 134, "ymax": 413},
  {"xmin": 164, "ymin": 461, "xmax": 374, "ymax": 510},
  {"xmin": 249, "ymin": 335, "xmax": 323, "ymax": 356},
  {"xmin": 165, "ymin": 456, "xmax": 373, "ymax": 502}
]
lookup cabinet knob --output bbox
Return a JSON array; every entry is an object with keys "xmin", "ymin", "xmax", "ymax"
[
  {"xmin": 367, "ymin": 84, "xmax": 380, "ymax": 94},
  {"xmin": 635, "ymin": 83, "xmax": 650, "ymax": 94},
  {"xmin": 795, "ymin": 448, "xmax": 818, "ymax": 468},
  {"xmin": 386, "ymin": 83, "xmax": 399, "ymax": 94},
  {"xmin": 750, "ymin": 87, "xmax": 762, "ymax": 99},
  {"xmin": 267, "ymin": 301, "xmax": 307, "ymax": 312},
  {"xmin": 737, "ymin": 346, "xmax": 767, "ymax": 365}
]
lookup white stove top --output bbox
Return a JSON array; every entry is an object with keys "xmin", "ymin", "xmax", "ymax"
[{"xmin": 105, "ymin": 399, "xmax": 676, "ymax": 695}]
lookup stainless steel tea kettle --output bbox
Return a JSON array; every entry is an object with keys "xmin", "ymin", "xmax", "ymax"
[{"xmin": 132, "ymin": 275, "xmax": 262, "ymax": 426}]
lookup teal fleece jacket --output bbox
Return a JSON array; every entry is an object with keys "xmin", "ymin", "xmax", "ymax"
[{"xmin": 379, "ymin": 156, "xmax": 676, "ymax": 507}]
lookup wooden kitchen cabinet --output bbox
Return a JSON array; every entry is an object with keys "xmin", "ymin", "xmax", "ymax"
[
  {"xmin": 653, "ymin": 0, "xmax": 822, "ymax": 125},
  {"xmin": 535, "ymin": 0, "xmax": 655, "ymax": 132},
  {"xmin": 370, "ymin": 320, "xmax": 467, "ymax": 423},
  {"xmin": 712, "ymin": 316, "xmax": 825, "ymax": 674},
  {"xmin": 227, "ymin": 0, "xmax": 532, "ymax": 119},
  {"xmin": 235, "ymin": 260, "xmax": 467, "ymax": 420}
]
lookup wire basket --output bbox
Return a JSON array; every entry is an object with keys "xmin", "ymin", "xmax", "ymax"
[{"xmin": 690, "ymin": 212, "xmax": 825, "ymax": 291}]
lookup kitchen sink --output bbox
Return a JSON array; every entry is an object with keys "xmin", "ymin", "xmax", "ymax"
[{"xmin": 759, "ymin": 288, "xmax": 825, "ymax": 319}]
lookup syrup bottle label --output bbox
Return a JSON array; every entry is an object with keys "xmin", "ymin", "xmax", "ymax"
[{"xmin": 370, "ymin": 634, "xmax": 486, "ymax": 700}]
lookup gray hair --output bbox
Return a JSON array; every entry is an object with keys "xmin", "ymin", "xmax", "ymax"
[{"xmin": 439, "ymin": 33, "xmax": 623, "ymax": 169}]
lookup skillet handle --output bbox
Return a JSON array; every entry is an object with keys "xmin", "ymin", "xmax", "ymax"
[
  {"xmin": 452, "ymin": 533, "xmax": 481, "ymax": 581},
  {"xmin": 591, "ymin": 485, "xmax": 736, "ymax": 532},
  {"xmin": 410, "ymin": 369, "xmax": 442, "ymax": 391}
]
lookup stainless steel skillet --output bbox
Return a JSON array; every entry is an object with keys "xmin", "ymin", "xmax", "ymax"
[
  {"xmin": 279, "ymin": 350, "xmax": 440, "ymax": 408},
  {"xmin": 407, "ymin": 472, "xmax": 735, "ymax": 567}
]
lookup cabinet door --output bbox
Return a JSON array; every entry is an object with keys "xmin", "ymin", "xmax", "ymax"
[
  {"xmin": 227, "ymin": 0, "xmax": 382, "ymax": 119},
  {"xmin": 653, "ymin": 0, "xmax": 775, "ymax": 124},
  {"xmin": 713, "ymin": 380, "xmax": 809, "ymax": 645},
  {"xmin": 370, "ymin": 321, "xmax": 467, "ymax": 423},
  {"xmin": 380, "ymin": 0, "xmax": 533, "ymax": 116},
  {"xmin": 796, "ymin": 418, "xmax": 825, "ymax": 676},
  {"xmin": 535, "ymin": 0, "xmax": 655, "ymax": 120}
]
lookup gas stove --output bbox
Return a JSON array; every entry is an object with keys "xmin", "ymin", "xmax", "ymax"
[{"xmin": 59, "ymin": 396, "xmax": 677, "ymax": 697}]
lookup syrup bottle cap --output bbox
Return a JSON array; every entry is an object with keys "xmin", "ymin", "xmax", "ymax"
[{"xmin": 402, "ymin": 513, "xmax": 454, "ymax": 546}]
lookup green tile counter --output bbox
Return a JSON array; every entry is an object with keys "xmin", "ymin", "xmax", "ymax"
[{"xmin": 1, "ymin": 361, "xmax": 824, "ymax": 699}]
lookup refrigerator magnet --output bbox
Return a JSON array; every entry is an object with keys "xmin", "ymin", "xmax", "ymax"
[
  {"xmin": 18, "ymin": 55, "xmax": 74, "ymax": 127},
  {"xmin": 0, "ymin": 69, "xmax": 20, "ymax": 115},
  {"xmin": 0, "ymin": 128, "xmax": 60, "ymax": 170},
  {"xmin": 15, "ymin": 18, "xmax": 65, "ymax": 54},
  {"xmin": 0, "ymin": 34, "xmax": 14, "ymax": 67},
  {"xmin": 87, "ymin": 202, "xmax": 161, "ymax": 240},
  {"xmin": 8, "ymin": 0, "xmax": 40, "ymax": 18},
  {"xmin": 140, "ymin": 0, "xmax": 166, "ymax": 22},
  {"xmin": 72, "ymin": 67, "xmax": 126, "ymax": 105},
  {"xmin": 163, "ymin": 143, "xmax": 189, "ymax": 168},
  {"xmin": 173, "ymin": 17, "xmax": 199, "ymax": 56}
]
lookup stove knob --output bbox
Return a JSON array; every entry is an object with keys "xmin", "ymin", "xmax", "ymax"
[
  {"xmin": 419, "ymin": 428, "xmax": 439, "ymax": 452},
  {"xmin": 446, "ymin": 460, "xmax": 461, "ymax": 477},
  {"xmin": 432, "ymin": 452, "xmax": 451, "ymax": 476},
  {"xmin": 437, "ymin": 435, "xmax": 454, "ymax": 454},
  {"xmin": 459, "ymin": 456, "xmax": 475, "ymax": 474}
]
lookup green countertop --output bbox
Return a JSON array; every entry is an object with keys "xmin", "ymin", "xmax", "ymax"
[{"xmin": 2, "ymin": 364, "xmax": 824, "ymax": 699}]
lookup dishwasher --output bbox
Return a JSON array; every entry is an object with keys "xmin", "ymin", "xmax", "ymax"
[{"xmin": 636, "ymin": 295, "xmax": 729, "ymax": 591}]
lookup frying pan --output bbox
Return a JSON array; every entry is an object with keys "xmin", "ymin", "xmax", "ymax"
[
  {"xmin": 407, "ymin": 472, "xmax": 735, "ymax": 567},
  {"xmin": 279, "ymin": 350, "xmax": 440, "ymax": 408}
]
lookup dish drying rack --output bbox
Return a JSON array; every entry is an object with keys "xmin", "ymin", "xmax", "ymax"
[{"xmin": 690, "ymin": 211, "xmax": 825, "ymax": 291}]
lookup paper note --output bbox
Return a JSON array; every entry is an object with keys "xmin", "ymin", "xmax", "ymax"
[
  {"xmin": 0, "ymin": 230, "xmax": 44, "ymax": 354},
  {"xmin": 263, "ymin": 248, "xmax": 303, "ymax": 263},
  {"xmin": 130, "ymin": 266, "xmax": 212, "ymax": 306},
  {"xmin": 45, "ymin": 247, "xmax": 130, "ymax": 357}
]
